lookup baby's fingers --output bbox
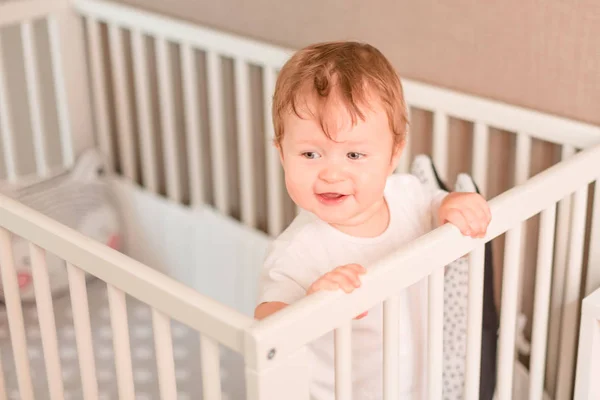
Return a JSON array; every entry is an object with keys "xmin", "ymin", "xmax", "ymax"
[
  {"xmin": 443, "ymin": 208, "xmax": 470, "ymax": 235},
  {"xmin": 326, "ymin": 271, "xmax": 359, "ymax": 293},
  {"xmin": 335, "ymin": 266, "xmax": 365, "ymax": 288},
  {"xmin": 307, "ymin": 279, "xmax": 340, "ymax": 295},
  {"xmin": 354, "ymin": 311, "xmax": 368, "ymax": 320}
]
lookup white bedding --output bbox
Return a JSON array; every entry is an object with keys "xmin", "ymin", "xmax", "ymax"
[{"xmin": 0, "ymin": 178, "xmax": 272, "ymax": 399}]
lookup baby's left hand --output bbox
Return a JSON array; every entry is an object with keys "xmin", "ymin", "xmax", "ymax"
[{"xmin": 438, "ymin": 192, "xmax": 491, "ymax": 238}]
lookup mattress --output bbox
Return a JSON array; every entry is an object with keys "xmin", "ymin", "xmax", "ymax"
[
  {"xmin": 0, "ymin": 178, "xmax": 272, "ymax": 399},
  {"xmin": 0, "ymin": 281, "xmax": 246, "ymax": 399}
]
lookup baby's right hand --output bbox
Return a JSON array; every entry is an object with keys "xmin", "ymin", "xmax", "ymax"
[{"xmin": 306, "ymin": 264, "xmax": 368, "ymax": 319}]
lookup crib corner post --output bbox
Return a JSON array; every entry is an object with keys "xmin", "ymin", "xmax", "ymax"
[
  {"xmin": 574, "ymin": 289, "xmax": 600, "ymax": 399},
  {"xmin": 244, "ymin": 332, "xmax": 310, "ymax": 400}
]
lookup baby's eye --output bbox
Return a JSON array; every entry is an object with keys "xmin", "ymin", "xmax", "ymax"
[
  {"xmin": 347, "ymin": 152, "xmax": 364, "ymax": 160},
  {"xmin": 302, "ymin": 152, "xmax": 321, "ymax": 159}
]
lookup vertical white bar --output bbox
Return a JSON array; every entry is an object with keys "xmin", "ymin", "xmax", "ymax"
[
  {"xmin": 514, "ymin": 133, "xmax": 531, "ymax": 345},
  {"xmin": 428, "ymin": 267, "xmax": 444, "ymax": 400},
  {"xmin": 86, "ymin": 16, "xmax": 114, "ymax": 171},
  {"xmin": 206, "ymin": 51, "xmax": 228, "ymax": 214},
  {"xmin": 200, "ymin": 335, "xmax": 222, "ymax": 400},
  {"xmin": 181, "ymin": 43, "xmax": 205, "ymax": 206},
  {"xmin": 496, "ymin": 226, "xmax": 523, "ymax": 400},
  {"xmin": 573, "ymin": 308, "xmax": 600, "ymax": 400},
  {"xmin": 514, "ymin": 134, "xmax": 532, "ymax": 185},
  {"xmin": 107, "ymin": 284, "xmax": 135, "ymax": 399},
  {"xmin": 529, "ymin": 204, "xmax": 557, "ymax": 400},
  {"xmin": 156, "ymin": 37, "xmax": 182, "ymax": 203},
  {"xmin": 0, "ymin": 228, "xmax": 34, "ymax": 399},
  {"xmin": 464, "ymin": 245, "xmax": 485, "ymax": 400},
  {"xmin": 263, "ymin": 66, "xmax": 284, "ymax": 236},
  {"xmin": 0, "ymin": 351, "xmax": 7, "ymax": 400},
  {"xmin": 107, "ymin": 23, "xmax": 136, "ymax": 180},
  {"xmin": 555, "ymin": 186, "xmax": 588, "ymax": 400},
  {"xmin": 383, "ymin": 296, "xmax": 400, "ymax": 399},
  {"xmin": 546, "ymin": 144, "xmax": 576, "ymax": 394},
  {"xmin": 472, "ymin": 122, "xmax": 489, "ymax": 197},
  {"xmin": 21, "ymin": 21, "xmax": 48, "ymax": 177},
  {"xmin": 335, "ymin": 322, "xmax": 352, "ymax": 399},
  {"xmin": 234, "ymin": 57, "xmax": 256, "ymax": 228},
  {"xmin": 585, "ymin": 182, "xmax": 600, "ymax": 296},
  {"xmin": 130, "ymin": 29, "xmax": 159, "ymax": 193},
  {"xmin": 30, "ymin": 243, "xmax": 65, "ymax": 400},
  {"xmin": 397, "ymin": 106, "xmax": 412, "ymax": 174},
  {"xmin": 152, "ymin": 309, "xmax": 177, "ymax": 399},
  {"xmin": 67, "ymin": 263, "xmax": 99, "ymax": 400},
  {"xmin": 0, "ymin": 34, "xmax": 17, "ymax": 181},
  {"xmin": 47, "ymin": 15, "xmax": 74, "ymax": 167},
  {"xmin": 432, "ymin": 111, "xmax": 448, "ymax": 182}
]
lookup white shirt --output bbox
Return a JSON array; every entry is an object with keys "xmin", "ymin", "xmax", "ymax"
[{"xmin": 257, "ymin": 173, "xmax": 446, "ymax": 400}]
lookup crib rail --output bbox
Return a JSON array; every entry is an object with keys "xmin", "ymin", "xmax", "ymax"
[
  {"xmin": 0, "ymin": 193, "xmax": 254, "ymax": 353},
  {"xmin": 246, "ymin": 142, "xmax": 600, "ymax": 398}
]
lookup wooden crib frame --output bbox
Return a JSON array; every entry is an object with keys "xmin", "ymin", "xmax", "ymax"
[{"xmin": 0, "ymin": 0, "xmax": 599, "ymax": 399}]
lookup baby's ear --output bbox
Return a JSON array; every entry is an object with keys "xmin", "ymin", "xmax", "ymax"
[{"xmin": 389, "ymin": 138, "xmax": 406, "ymax": 172}]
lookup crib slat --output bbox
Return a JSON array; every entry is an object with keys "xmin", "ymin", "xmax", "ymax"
[
  {"xmin": 514, "ymin": 133, "xmax": 531, "ymax": 343},
  {"xmin": 432, "ymin": 111, "xmax": 448, "ymax": 182},
  {"xmin": 107, "ymin": 284, "xmax": 136, "ymax": 399},
  {"xmin": 472, "ymin": 122, "xmax": 489, "ymax": 197},
  {"xmin": 545, "ymin": 144, "xmax": 576, "ymax": 393},
  {"xmin": 584, "ymin": 182, "xmax": 600, "ymax": 297},
  {"xmin": 555, "ymin": 186, "xmax": 588, "ymax": 400},
  {"xmin": 86, "ymin": 17, "xmax": 114, "ymax": 171},
  {"xmin": 496, "ymin": 226, "xmax": 523, "ymax": 400},
  {"xmin": 21, "ymin": 21, "xmax": 49, "ymax": 177},
  {"xmin": 181, "ymin": 43, "xmax": 205, "ymax": 206},
  {"xmin": 0, "ymin": 34, "xmax": 17, "ymax": 182},
  {"xmin": 206, "ymin": 51, "xmax": 228, "ymax": 214},
  {"xmin": 152, "ymin": 309, "xmax": 177, "ymax": 399},
  {"xmin": 47, "ymin": 15, "xmax": 74, "ymax": 167},
  {"xmin": 397, "ymin": 106, "xmax": 412, "ymax": 174},
  {"xmin": 383, "ymin": 296, "xmax": 400, "ymax": 399},
  {"xmin": 200, "ymin": 334, "xmax": 222, "ymax": 400},
  {"xmin": 428, "ymin": 267, "xmax": 444, "ymax": 400},
  {"xmin": 464, "ymin": 245, "xmax": 485, "ymax": 400},
  {"xmin": 335, "ymin": 322, "xmax": 352, "ymax": 399},
  {"xmin": 529, "ymin": 204, "xmax": 557, "ymax": 400},
  {"xmin": 30, "ymin": 243, "xmax": 65, "ymax": 399},
  {"xmin": 108, "ymin": 23, "xmax": 137, "ymax": 181},
  {"xmin": 67, "ymin": 263, "xmax": 99, "ymax": 400},
  {"xmin": 0, "ymin": 351, "xmax": 7, "ymax": 400},
  {"xmin": 131, "ymin": 29, "xmax": 159, "ymax": 193},
  {"xmin": 263, "ymin": 66, "xmax": 284, "ymax": 235},
  {"xmin": 515, "ymin": 133, "xmax": 532, "ymax": 185},
  {"xmin": 156, "ymin": 37, "xmax": 182, "ymax": 203},
  {"xmin": 0, "ymin": 228, "xmax": 35, "ymax": 399},
  {"xmin": 234, "ymin": 57, "xmax": 257, "ymax": 228}
]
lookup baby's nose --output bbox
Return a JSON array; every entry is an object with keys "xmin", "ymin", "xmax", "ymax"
[{"xmin": 319, "ymin": 166, "xmax": 346, "ymax": 183}]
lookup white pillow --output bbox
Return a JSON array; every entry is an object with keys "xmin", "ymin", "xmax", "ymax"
[{"xmin": 0, "ymin": 149, "xmax": 122, "ymax": 302}]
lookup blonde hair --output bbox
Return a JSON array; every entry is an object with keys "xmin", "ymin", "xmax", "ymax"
[{"xmin": 272, "ymin": 41, "xmax": 408, "ymax": 147}]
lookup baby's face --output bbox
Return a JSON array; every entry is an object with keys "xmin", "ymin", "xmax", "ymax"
[{"xmin": 279, "ymin": 98, "xmax": 402, "ymax": 231}]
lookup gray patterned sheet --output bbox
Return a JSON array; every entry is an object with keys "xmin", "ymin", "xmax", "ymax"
[{"xmin": 0, "ymin": 279, "xmax": 246, "ymax": 399}]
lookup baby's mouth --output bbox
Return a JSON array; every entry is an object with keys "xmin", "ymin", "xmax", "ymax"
[{"xmin": 316, "ymin": 192, "xmax": 349, "ymax": 204}]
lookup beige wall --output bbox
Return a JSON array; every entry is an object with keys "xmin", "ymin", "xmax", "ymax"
[{"xmin": 119, "ymin": 0, "xmax": 600, "ymax": 125}]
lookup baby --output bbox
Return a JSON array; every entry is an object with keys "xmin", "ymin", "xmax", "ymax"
[{"xmin": 254, "ymin": 41, "xmax": 491, "ymax": 400}]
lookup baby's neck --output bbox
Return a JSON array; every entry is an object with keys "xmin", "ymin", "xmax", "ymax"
[{"xmin": 331, "ymin": 198, "xmax": 390, "ymax": 238}]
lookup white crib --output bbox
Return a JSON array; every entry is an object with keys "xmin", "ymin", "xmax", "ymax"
[{"xmin": 0, "ymin": 0, "xmax": 599, "ymax": 399}]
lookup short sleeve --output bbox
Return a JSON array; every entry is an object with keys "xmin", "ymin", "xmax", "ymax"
[{"xmin": 256, "ymin": 243, "xmax": 314, "ymax": 306}]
